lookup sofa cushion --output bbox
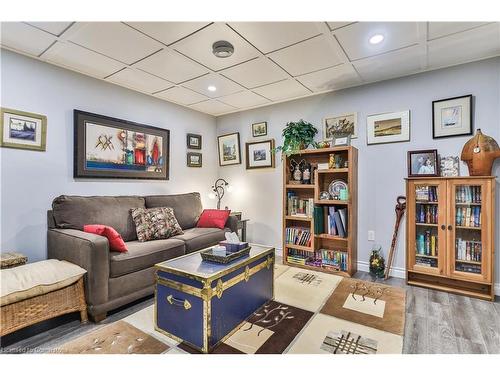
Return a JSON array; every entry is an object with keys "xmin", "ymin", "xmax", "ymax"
[
  {"xmin": 110, "ymin": 238, "xmax": 185, "ymax": 278},
  {"xmin": 172, "ymin": 227, "xmax": 228, "ymax": 254},
  {"xmin": 52, "ymin": 195, "xmax": 145, "ymax": 242},
  {"xmin": 145, "ymin": 192, "xmax": 203, "ymax": 230},
  {"xmin": 1, "ymin": 260, "xmax": 87, "ymax": 306},
  {"xmin": 131, "ymin": 207, "xmax": 183, "ymax": 242}
]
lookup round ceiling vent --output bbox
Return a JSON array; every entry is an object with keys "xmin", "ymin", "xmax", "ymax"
[{"xmin": 212, "ymin": 40, "xmax": 234, "ymax": 58}]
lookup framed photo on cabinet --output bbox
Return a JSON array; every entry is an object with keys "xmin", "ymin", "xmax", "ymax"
[
  {"xmin": 432, "ymin": 95, "xmax": 472, "ymax": 139},
  {"xmin": 407, "ymin": 149, "xmax": 439, "ymax": 177},
  {"xmin": 74, "ymin": 110, "xmax": 169, "ymax": 180},
  {"xmin": 246, "ymin": 139, "xmax": 275, "ymax": 169},
  {"xmin": 217, "ymin": 132, "xmax": 241, "ymax": 166}
]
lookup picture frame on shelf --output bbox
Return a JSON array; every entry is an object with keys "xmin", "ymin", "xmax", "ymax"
[
  {"xmin": 407, "ymin": 149, "xmax": 439, "ymax": 177},
  {"xmin": 332, "ymin": 134, "xmax": 351, "ymax": 146},
  {"xmin": 432, "ymin": 95, "xmax": 472, "ymax": 139},
  {"xmin": 367, "ymin": 110, "xmax": 410, "ymax": 145},
  {"xmin": 440, "ymin": 156, "xmax": 460, "ymax": 177},
  {"xmin": 0, "ymin": 107, "xmax": 47, "ymax": 151},
  {"xmin": 245, "ymin": 139, "xmax": 275, "ymax": 170},
  {"xmin": 74, "ymin": 110, "xmax": 169, "ymax": 180},
  {"xmin": 187, "ymin": 152, "xmax": 202, "ymax": 167},
  {"xmin": 186, "ymin": 133, "xmax": 202, "ymax": 149},
  {"xmin": 252, "ymin": 121, "xmax": 267, "ymax": 137},
  {"xmin": 323, "ymin": 113, "xmax": 357, "ymax": 140},
  {"xmin": 218, "ymin": 132, "xmax": 241, "ymax": 166}
]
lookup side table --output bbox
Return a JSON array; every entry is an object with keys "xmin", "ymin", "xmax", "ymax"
[
  {"xmin": 1, "ymin": 252, "xmax": 28, "ymax": 269},
  {"xmin": 230, "ymin": 212, "xmax": 249, "ymax": 242}
]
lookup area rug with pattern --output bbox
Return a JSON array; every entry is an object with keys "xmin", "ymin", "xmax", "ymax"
[{"xmin": 54, "ymin": 264, "xmax": 406, "ymax": 354}]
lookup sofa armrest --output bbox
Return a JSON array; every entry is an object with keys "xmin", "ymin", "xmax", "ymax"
[
  {"xmin": 47, "ymin": 228, "xmax": 109, "ymax": 309},
  {"xmin": 225, "ymin": 215, "xmax": 239, "ymax": 233}
]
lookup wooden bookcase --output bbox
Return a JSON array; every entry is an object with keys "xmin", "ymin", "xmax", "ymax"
[
  {"xmin": 406, "ymin": 176, "xmax": 496, "ymax": 300},
  {"xmin": 282, "ymin": 146, "xmax": 358, "ymax": 277}
]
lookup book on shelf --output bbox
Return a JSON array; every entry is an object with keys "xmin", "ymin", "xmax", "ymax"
[
  {"xmin": 319, "ymin": 249, "xmax": 348, "ymax": 271},
  {"xmin": 287, "ymin": 192, "xmax": 314, "ymax": 218},
  {"xmin": 416, "ymin": 204, "xmax": 438, "ymax": 224},
  {"xmin": 286, "ymin": 227, "xmax": 312, "ymax": 247},
  {"xmin": 415, "ymin": 186, "xmax": 437, "ymax": 202},
  {"xmin": 456, "ymin": 186, "xmax": 481, "ymax": 204},
  {"xmin": 455, "ymin": 206, "xmax": 481, "ymax": 227},
  {"xmin": 416, "ymin": 231, "xmax": 438, "ymax": 256},
  {"xmin": 455, "ymin": 238, "xmax": 482, "ymax": 262}
]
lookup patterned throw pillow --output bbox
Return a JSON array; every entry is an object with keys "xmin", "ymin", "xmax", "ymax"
[{"xmin": 131, "ymin": 207, "xmax": 183, "ymax": 242}]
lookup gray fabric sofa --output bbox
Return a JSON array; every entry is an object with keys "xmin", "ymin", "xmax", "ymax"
[{"xmin": 47, "ymin": 192, "xmax": 237, "ymax": 322}]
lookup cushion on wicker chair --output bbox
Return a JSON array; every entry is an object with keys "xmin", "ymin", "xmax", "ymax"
[{"xmin": 0, "ymin": 259, "xmax": 87, "ymax": 306}]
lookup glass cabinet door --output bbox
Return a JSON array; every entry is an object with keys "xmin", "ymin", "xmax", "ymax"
[
  {"xmin": 448, "ymin": 180, "xmax": 491, "ymax": 282},
  {"xmin": 408, "ymin": 181, "xmax": 446, "ymax": 275}
]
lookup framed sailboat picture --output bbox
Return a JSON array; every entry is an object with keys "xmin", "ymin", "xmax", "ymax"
[{"xmin": 74, "ymin": 110, "xmax": 170, "ymax": 180}]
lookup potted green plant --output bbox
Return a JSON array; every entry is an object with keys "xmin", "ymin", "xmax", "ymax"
[{"xmin": 274, "ymin": 119, "xmax": 318, "ymax": 156}]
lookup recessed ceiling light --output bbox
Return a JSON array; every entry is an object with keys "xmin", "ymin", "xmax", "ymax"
[
  {"xmin": 369, "ymin": 34, "xmax": 384, "ymax": 45},
  {"xmin": 212, "ymin": 40, "xmax": 234, "ymax": 58},
  {"xmin": 207, "ymin": 85, "xmax": 217, "ymax": 92}
]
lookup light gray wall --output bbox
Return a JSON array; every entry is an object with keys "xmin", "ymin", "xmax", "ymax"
[
  {"xmin": 0, "ymin": 50, "xmax": 218, "ymax": 261},
  {"xmin": 216, "ymin": 57, "xmax": 500, "ymax": 282}
]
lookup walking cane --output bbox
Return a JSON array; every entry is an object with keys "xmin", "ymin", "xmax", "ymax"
[{"xmin": 384, "ymin": 196, "xmax": 406, "ymax": 280}]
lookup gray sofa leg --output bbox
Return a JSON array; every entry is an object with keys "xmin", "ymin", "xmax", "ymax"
[{"xmin": 90, "ymin": 312, "xmax": 107, "ymax": 323}]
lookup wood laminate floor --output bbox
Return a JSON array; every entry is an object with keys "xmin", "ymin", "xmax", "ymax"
[{"xmin": 1, "ymin": 268, "xmax": 499, "ymax": 354}]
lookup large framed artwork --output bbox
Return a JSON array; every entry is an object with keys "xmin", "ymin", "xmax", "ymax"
[
  {"xmin": 0, "ymin": 107, "xmax": 47, "ymax": 151},
  {"xmin": 432, "ymin": 95, "xmax": 472, "ymax": 139},
  {"xmin": 323, "ymin": 113, "xmax": 357, "ymax": 140},
  {"xmin": 217, "ymin": 132, "xmax": 241, "ymax": 166},
  {"xmin": 74, "ymin": 110, "xmax": 169, "ymax": 180},
  {"xmin": 367, "ymin": 110, "xmax": 410, "ymax": 145},
  {"xmin": 246, "ymin": 139, "xmax": 275, "ymax": 170}
]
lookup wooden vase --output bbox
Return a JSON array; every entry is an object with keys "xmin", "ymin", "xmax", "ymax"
[{"xmin": 461, "ymin": 129, "xmax": 500, "ymax": 176}]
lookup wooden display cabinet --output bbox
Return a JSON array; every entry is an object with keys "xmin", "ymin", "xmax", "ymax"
[
  {"xmin": 406, "ymin": 176, "xmax": 496, "ymax": 300},
  {"xmin": 282, "ymin": 146, "xmax": 358, "ymax": 277}
]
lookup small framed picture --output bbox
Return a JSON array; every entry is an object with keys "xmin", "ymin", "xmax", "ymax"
[
  {"xmin": 187, "ymin": 133, "xmax": 202, "ymax": 149},
  {"xmin": 246, "ymin": 139, "xmax": 275, "ymax": 170},
  {"xmin": 407, "ymin": 149, "xmax": 439, "ymax": 177},
  {"xmin": 432, "ymin": 95, "xmax": 472, "ymax": 139},
  {"xmin": 187, "ymin": 152, "xmax": 202, "ymax": 167},
  {"xmin": 218, "ymin": 132, "xmax": 241, "ymax": 166},
  {"xmin": 332, "ymin": 135, "xmax": 351, "ymax": 146},
  {"xmin": 367, "ymin": 110, "xmax": 410, "ymax": 145},
  {"xmin": 252, "ymin": 121, "xmax": 267, "ymax": 137},
  {"xmin": 324, "ymin": 113, "xmax": 357, "ymax": 140},
  {"xmin": 0, "ymin": 107, "xmax": 47, "ymax": 151},
  {"xmin": 440, "ymin": 156, "xmax": 460, "ymax": 177}
]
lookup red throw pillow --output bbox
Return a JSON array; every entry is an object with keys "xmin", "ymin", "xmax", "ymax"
[
  {"xmin": 196, "ymin": 209, "xmax": 231, "ymax": 230},
  {"xmin": 84, "ymin": 225, "xmax": 128, "ymax": 253}
]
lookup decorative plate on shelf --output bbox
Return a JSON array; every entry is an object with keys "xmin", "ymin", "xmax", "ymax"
[{"xmin": 328, "ymin": 180, "xmax": 348, "ymax": 198}]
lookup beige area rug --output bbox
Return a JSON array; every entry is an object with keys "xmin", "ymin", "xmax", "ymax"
[
  {"xmin": 274, "ymin": 267, "xmax": 343, "ymax": 312},
  {"xmin": 287, "ymin": 313, "xmax": 403, "ymax": 354},
  {"xmin": 57, "ymin": 321, "xmax": 169, "ymax": 354},
  {"xmin": 320, "ymin": 278, "xmax": 406, "ymax": 335},
  {"xmin": 274, "ymin": 262, "xmax": 290, "ymax": 278}
]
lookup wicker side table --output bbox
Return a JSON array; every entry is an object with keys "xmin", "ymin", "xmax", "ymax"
[{"xmin": 0, "ymin": 252, "xmax": 28, "ymax": 269}]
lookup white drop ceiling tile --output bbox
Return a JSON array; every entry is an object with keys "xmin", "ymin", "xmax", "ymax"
[
  {"xmin": 125, "ymin": 22, "xmax": 210, "ymax": 45},
  {"xmin": 218, "ymin": 90, "xmax": 270, "ymax": 108},
  {"xmin": 133, "ymin": 49, "xmax": 208, "ymax": 84},
  {"xmin": 253, "ymin": 79, "xmax": 310, "ymax": 102},
  {"xmin": 0, "ymin": 22, "xmax": 56, "ymax": 56},
  {"xmin": 334, "ymin": 22, "xmax": 419, "ymax": 60},
  {"xmin": 353, "ymin": 45, "xmax": 423, "ymax": 82},
  {"xmin": 427, "ymin": 22, "xmax": 489, "ymax": 40},
  {"xmin": 326, "ymin": 22, "xmax": 354, "ymax": 31},
  {"xmin": 268, "ymin": 35, "xmax": 345, "ymax": 76},
  {"xmin": 64, "ymin": 22, "xmax": 163, "ymax": 64},
  {"xmin": 296, "ymin": 64, "xmax": 361, "ymax": 92},
  {"xmin": 155, "ymin": 86, "xmax": 209, "ymax": 105},
  {"xmin": 427, "ymin": 23, "xmax": 500, "ymax": 69},
  {"xmin": 107, "ymin": 68, "xmax": 173, "ymax": 94},
  {"xmin": 228, "ymin": 22, "xmax": 322, "ymax": 53},
  {"xmin": 171, "ymin": 23, "xmax": 259, "ymax": 71},
  {"xmin": 41, "ymin": 41, "xmax": 125, "ymax": 78},
  {"xmin": 220, "ymin": 57, "xmax": 288, "ymax": 88},
  {"xmin": 26, "ymin": 22, "xmax": 73, "ymax": 36},
  {"xmin": 189, "ymin": 100, "xmax": 236, "ymax": 115},
  {"xmin": 182, "ymin": 73, "xmax": 244, "ymax": 98}
]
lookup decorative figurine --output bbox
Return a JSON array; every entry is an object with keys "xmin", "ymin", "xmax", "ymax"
[
  {"xmin": 369, "ymin": 245, "xmax": 386, "ymax": 279},
  {"xmin": 302, "ymin": 161, "xmax": 311, "ymax": 184},
  {"xmin": 461, "ymin": 129, "xmax": 500, "ymax": 176}
]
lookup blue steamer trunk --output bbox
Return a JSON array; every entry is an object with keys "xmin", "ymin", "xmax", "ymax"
[{"xmin": 154, "ymin": 245, "xmax": 275, "ymax": 353}]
